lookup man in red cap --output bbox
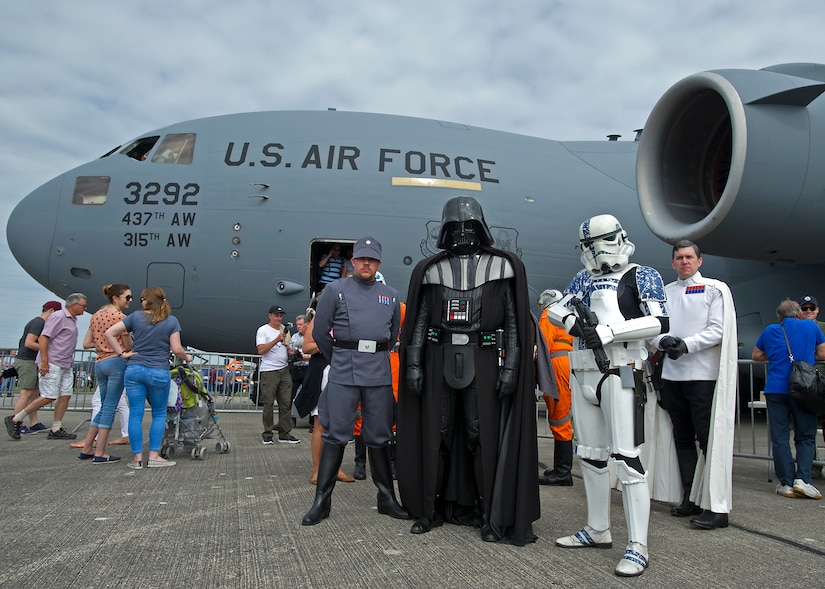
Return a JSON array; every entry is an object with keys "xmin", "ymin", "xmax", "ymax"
[
  {"xmin": 6, "ymin": 301, "xmax": 62, "ymax": 436},
  {"xmin": 6, "ymin": 294, "xmax": 86, "ymax": 440}
]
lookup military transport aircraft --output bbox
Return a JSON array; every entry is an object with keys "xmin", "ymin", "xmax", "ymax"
[{"xmin": 7, "ymin": 63, "xmax": 825, "ymax": 354}]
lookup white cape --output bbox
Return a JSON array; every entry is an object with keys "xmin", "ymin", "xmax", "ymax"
[{"xmin": 688, "ymin": 276, "xmax": 738, "ymax": 514}]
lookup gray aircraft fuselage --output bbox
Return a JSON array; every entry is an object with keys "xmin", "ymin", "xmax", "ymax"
[{"xmin": 8, "ymin": 63, "xmax": 825, "ymax": 354}]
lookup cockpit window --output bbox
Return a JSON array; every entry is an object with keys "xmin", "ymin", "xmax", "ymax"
[
  {"xmin": 151, "ymin": 133, "xmax": 195, "ymax": 165},
  {"xmin": 72, "ymin": 176, "xmax": 111, "ymax": 205},
  {"xmin": 120, "ymin": 136, "xmax": 160, "ymax": 161},
  {"xmin": 100, "ymin": 145, "xmax": 121, "ymax": 158}
]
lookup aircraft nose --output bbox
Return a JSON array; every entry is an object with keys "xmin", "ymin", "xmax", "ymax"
[{"xmin": 6, "ymin": 174, "xmax": 64, "ymax": 288}]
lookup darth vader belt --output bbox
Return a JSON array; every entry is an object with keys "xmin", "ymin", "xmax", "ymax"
[{"xmin": 426, "ymin": 327, "xmax": 496, "ymax": 347}]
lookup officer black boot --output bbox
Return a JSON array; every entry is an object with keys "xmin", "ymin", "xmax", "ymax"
[
  {"xmin": 389, "ymin": 434, "xmax": 397, "ymax": 480},
  {"xmin": 539, "ymin": 440, "xmax": 574, "ymax": 486},
  {"xmin": 302, "ymin": 443, "xmax": 345, "ymax": 525},
  {"xmin": 369, "ymin": 445, "xmax": 410, "ymax": 519},
  {"xmin": 353, "ymin": 435, "xmax": 367, "ymax": 480},
  {"xmin": 671, "ymin": 447, "xmax": 701, "ymax": 517}
]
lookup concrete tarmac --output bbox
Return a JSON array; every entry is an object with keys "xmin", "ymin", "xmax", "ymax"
[{"xmin": 2, "ymin": 411, "xmax": 824, "ymax": 588}]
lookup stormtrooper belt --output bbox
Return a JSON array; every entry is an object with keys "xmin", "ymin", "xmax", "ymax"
[
  {"xmin": 333, "ymin": 339, "xmax": 390, "ymax": 353},
  {"xmin": 426, "ymin": 327, "xmax": 496, "ymax": 347}
]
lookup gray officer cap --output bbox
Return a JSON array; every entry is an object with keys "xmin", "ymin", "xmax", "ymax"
[{"xmin": 352, "ymin": 236, "xmax": 382, "ymax": 261}]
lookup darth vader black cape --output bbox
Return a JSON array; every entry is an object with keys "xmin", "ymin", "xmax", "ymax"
[{"xmin": 396, "ymin": 247, "xmax": 540, "ymax": 546}]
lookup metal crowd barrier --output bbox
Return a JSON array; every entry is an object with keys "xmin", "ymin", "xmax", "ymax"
[
  {"xmin": 0, "ymin": 348, "xmax": 267, "ymax": 415},
  {"xmin": 535, "ymin": 359, "xmax": 823, "ymax": 472},
  {"xmin": 1, "ymin": 349, "xmax": 822, "ymax": 471}
]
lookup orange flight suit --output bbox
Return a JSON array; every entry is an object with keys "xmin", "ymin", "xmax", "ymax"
[{"xmin": 539, "ymin": 308, "xmax": 573, "ymax": 441}]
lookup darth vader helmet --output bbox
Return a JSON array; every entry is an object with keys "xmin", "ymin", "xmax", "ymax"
[{"xmin": 436, "ymin": 196, "xmax": 494, "ymax": 255}]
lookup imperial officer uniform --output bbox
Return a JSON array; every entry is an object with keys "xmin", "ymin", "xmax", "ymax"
[
  {"xmin": 302, "ymin": 236, "xmax": 408, "ymax": 525},
  {"xmin": 651, "ymin": 242, "xmax": 738, "ymax": 530}
]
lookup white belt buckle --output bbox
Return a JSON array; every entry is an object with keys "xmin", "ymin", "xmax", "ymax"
[
  {"xmin": 357, "ymin": 340, "xmax": 377, "ymax": 353},
  {"xmin": 451, "ymin": 333, "xmax": 470, "ymax": 345}
]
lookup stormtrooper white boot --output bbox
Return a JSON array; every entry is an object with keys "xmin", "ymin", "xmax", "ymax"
[{"xmin": 555, "ymin": 460, "xmax": 612, "ymax": 548}]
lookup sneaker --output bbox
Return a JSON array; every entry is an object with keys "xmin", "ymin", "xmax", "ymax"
[
  {"xmin": 278, "ymin": 434, "xmax": 301, "ymax": 444},
  {"xmin": 27, "ymin": 423, "xmax": 50, "ymax": 434},
  {"xmin": 262, "ymin": 436, "xmax": 274, "ymax": 445},
  {"xmin": 792, "ymin": 478, "xmax": 822, "ymax": 499},
  {"xmin": 5, "ymin": 415, "xmax": 22, "ymax": 440},
  {"xmin": 47, "ymin": 428, "xmax": 77, "ymax": 440},
  {"xmin": 92, "ymin": 455, "xmax": 121, "ymax": 464},
  {"xmin": 775, "ymin": 484, "xmax": 796, "ymax": 498},
  {"xmin": 127, "ymin": 460, "xmax": 143, "ymax": 470},
  {"xmin": 19, "ymin": 425, "xmax": 31, "ymax": 435}
]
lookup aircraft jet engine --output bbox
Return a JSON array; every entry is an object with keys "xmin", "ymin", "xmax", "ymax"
[{"xmin": 636, "ymin": 63, "xmax": 825, "ymax": 264}]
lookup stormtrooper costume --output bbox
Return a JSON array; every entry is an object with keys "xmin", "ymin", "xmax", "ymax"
[{"xmin": 546, "ymin": 214, "xmax": 669, "ymax": 577}]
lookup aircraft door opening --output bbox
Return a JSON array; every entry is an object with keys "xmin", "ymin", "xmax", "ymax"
[{"xmin": 309, "ymin": 239, "xmax": 356, "ymax": 297}]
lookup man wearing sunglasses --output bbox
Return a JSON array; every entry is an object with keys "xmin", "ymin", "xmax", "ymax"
[{"xmin": 796, "ymin": 295, "xmax": 825, "ymax": 479}]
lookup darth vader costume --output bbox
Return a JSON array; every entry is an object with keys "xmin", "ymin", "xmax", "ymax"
[{"xmin": 396, "ymin": 196, "xmax": 540, "ymax": 546}]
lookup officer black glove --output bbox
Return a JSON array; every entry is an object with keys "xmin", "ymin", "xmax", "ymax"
[
  {"xmin": 665, "ymin": 339, "xmax": 688, "ymax": 360},
  {"xmin": 659, "ymin": 335, "xmax": 681, "ymax": 351},
  {"xmin": 406, "ymin": 365, "xmax": 424, "ymax": 395},
  {"xmin": 496, "ymin": 368, "xmax": 516, "ymax": 397}
]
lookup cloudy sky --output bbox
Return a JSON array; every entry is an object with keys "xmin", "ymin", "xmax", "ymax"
[{"xmin": 1, "ymin": 0, "xmax": 822, "ymax": 349}]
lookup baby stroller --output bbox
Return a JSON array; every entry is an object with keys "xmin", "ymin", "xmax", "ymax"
[{"xmin": 161, "ymin": 365, "xmax": 231, "ymax": 461}]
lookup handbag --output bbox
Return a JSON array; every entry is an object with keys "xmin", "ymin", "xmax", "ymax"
[{"xmin": 780, "ymin": 325, "xmax": 825, "ymax": 414}]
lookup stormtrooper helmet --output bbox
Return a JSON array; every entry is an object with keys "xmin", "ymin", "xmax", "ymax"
[
  {"xmin": 578, "ymin": 214, "xmax": 635, "ymax": 275},
  {"xmin": 537, "ymin": 289, "xmax": 563, "ymax": 311},
  {"xmin": 374, "ymin": 271, "xmax": 386, "ymax": 284}
]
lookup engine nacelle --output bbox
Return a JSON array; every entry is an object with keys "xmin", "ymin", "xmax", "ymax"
[{"xmin": 636, "ymin": 63, "xmax": 825, "ymax": 263}]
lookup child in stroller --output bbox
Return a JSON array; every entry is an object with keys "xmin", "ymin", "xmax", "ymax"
[{"xmin": 161, "ymin": 365, "xmax": 230, "ymax": 461}]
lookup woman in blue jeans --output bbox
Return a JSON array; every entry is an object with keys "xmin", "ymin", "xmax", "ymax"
[
  {"xmin": 105, "ymin": 286, "xmax": 192, "ymax": 469},
  {"xmin": 77, "ymin": 283, "xmax": 133, "ymax": 463},
  {"xmin": 753, "ymin": 299, "xmax": 825, "ymax": 499}
]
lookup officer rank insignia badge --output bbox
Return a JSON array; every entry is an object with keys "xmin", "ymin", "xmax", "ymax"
[
  {"xmin": 378, "ymin": 295, "xmax": 390, "ymax": 305},
  {"xmin": 685, "ymin": 285, "xmax": 705, "ymax": 295}
]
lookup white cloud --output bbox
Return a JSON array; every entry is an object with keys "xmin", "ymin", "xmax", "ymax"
[{"xmin": 1, "ymin": 0, "xmax": 823, "ymax": 345}]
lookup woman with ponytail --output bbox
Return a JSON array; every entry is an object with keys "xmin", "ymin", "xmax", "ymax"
[{"xmin": 105, "ymin": 286, "xmax": 192, "ymax": 469}]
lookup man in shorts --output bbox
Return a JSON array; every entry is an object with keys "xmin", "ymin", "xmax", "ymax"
[
  {"xmin": 9, "ymin": 301, "xmax": 63, "ymax": 434},
  {"xmin": 5, "ymin": 293, "xmax": 87, "ymax": 440}
]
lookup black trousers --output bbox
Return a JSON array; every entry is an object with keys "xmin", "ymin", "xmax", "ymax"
[
  {"xmin": 661, "ymin": 379, "xmax": 716, "ymax": 453},
  {"xmin": 290, "ymin": 363, "xmax": 308, "ymax": 400}
]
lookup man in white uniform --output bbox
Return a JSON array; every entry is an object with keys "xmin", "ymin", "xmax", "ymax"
[{"xmin": 651, "ymin": 240, "xmax": 737, "ymax": 530}]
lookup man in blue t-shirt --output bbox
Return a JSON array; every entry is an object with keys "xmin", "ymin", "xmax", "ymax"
[{"xmin": 753, "ymin": 298, "xmax": 825, "ymax": 500}]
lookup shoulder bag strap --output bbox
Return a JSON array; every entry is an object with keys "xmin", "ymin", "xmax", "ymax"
[{"xmin": 779, "ymin": 323, "xmax": 795, "ymax": 363}]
